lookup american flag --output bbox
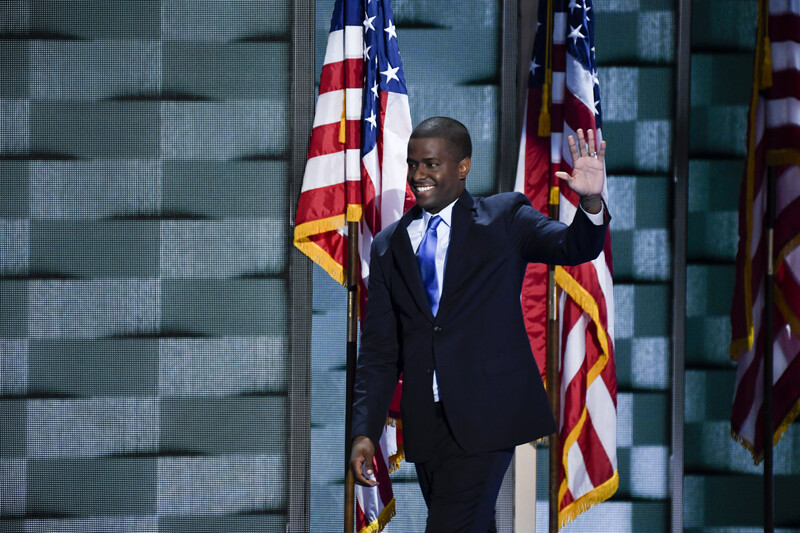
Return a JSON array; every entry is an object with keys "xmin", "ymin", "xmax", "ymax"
[
  {"xmin": 514, "ymin": 0, "xmax": 618, "ymax": 527},
  {"xmin": 293, "ymin": 0, "xmax": 414, "ymax": 530},
  {"xmin": 730, "ymin": 0, "xmax": 800, "ymax": 463}
]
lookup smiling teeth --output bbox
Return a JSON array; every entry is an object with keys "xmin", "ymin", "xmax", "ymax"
[{"xmin": 416, "ymin": 186, "xmax": 434, "ymax": 192}]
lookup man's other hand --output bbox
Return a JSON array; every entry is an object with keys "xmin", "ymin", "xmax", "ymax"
[{"xmin": 350, "ymin": 435, "xmax": 379, "ymax": 487}]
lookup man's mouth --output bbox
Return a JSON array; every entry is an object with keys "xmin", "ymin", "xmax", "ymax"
[{"xmin": 415, "ymin": 185, "xmax": 434, "ymax": 193}]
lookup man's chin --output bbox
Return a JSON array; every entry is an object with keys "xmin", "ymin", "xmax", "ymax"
[{"xmin": 414, "ymin": 196, "xmax": 433, "ymax": 211}]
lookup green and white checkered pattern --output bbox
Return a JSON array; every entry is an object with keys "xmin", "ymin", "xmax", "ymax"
[{"xmin": 1, "ymin": 2, "xmax": 293, "ymax": 531}]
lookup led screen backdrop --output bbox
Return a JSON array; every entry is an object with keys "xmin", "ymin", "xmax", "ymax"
[
  {"xmin": 0, "ymin": 1, "xmax": 301, "ymax": 532},
  {"xmin": 2, "ymin": 1, "xmax": 800, "ymax": 533}
]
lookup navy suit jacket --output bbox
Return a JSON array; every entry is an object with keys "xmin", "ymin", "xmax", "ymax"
[{"xmin": 352, "ymin": 190, "xmax": 609, "ymax": 463}]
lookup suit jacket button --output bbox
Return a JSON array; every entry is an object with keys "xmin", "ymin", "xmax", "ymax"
[
  {"xmin": 426, "ymin": 368, "xmax": 433, "ymax": 375},
  {"xmin": 433, "ymin": 326, "xmax": 443, "ymax": 334}
]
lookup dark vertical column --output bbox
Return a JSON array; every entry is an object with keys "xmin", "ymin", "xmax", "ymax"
[
  {"xmin": 671, "ymin": 0, "xmax": 691, "ymax": 531},
  {"xmin": 288, "ymin": 0, "xmax": 315, "ymax": 530},
  {"xmin": 498, "ymin": 0, "xmax": 521, "ymax": 193},
  {"xmin": 517, "ymin": 0, "xmax": 539, "ymax": 128},
  {"xmin": 497, "ymin": 1, "xmax": 522, "ymax": 527}
]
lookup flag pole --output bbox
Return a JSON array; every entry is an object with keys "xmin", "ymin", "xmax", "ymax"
[
  {"xmin": 763, "ymin": 166, "xmax": 776, "ymax": 533},
  {"xmin": 540, "ymin": 0, "xmax": 559, "ymax": 529},
  {"xmin": 344, "ymin": 220, "xmax": 359, "ymax": 533},
  {"xmin": 758, "ymin": 0, "xmax": 775, "ymax": 527},
  {"xmin": 547, "ymin": 202, "xmax": 561, "ymax": 533},
  {"xmin": 547, "ymin": 265, "xmax": 561, "ymax": 533}
]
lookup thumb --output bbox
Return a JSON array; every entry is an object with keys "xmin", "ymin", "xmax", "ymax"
[{"xmin": 364, "ymin": 452, "xmax": 375, "ymax": 475}]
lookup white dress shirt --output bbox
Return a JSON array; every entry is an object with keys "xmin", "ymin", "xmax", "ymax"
[{"xmin": 407, "ymin": 199, "xmax": 456, "ymax": 402}]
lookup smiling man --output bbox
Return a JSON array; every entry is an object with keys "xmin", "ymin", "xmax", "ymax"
[
  {"xmin": 406, "ymin": 123, "xmax": 471, "ymax": 214},
  {"xmin": 350, "ymin": 116, "xmax": 609, "ymax": 532}
]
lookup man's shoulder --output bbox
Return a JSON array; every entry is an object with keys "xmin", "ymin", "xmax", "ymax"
[
  {"xmin": 375, "ymin": 217, "xmax": 403, "ymax": 239},
  {"xmin": 472, "ymin": 191, "xmax": 531, "ymax": 217},
  {"xmin": 476, "ymin": 191, "xmax": 529, "ymax": 206},
  {"xmin": 372, "ymin": 215, "xmax": 409, "ymax": 253}
]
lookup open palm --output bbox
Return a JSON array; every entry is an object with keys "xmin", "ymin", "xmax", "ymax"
[{"xmin": 555, "ymin": 128, "xmax": 606, "ymax": 197}]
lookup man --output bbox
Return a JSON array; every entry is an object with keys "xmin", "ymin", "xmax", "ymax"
[{"xmin": 350, "ymin": 116, "xmax": 609, "ymax": 532}]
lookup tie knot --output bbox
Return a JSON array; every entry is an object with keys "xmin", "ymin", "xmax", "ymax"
[{"xmin": 427, "ymin": 215, "xmax": 442, "ymax": 232}]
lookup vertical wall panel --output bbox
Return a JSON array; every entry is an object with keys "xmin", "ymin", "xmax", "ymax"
[{"xmin": 0, "ymin": 2, "xmax": 298, "ymax": 532}]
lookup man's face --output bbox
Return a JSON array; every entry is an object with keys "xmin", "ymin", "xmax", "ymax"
[{"xmin": 406, "ymin": 137, "xmax": 470, "ymax": 214}]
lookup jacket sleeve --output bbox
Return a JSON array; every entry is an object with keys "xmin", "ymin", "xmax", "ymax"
[
  {"xmin": 351, "ymin": 239, "xmax": 401, "ymax": 447},
  {"xmin": 507, "ymin": 192, "xmax": 609, "ymax": 266}
]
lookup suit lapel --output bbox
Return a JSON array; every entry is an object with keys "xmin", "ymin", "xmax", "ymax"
[
  {"xmin": 390, "ymin": 205, "xmax": 435, "ymax": 320},
  {"xmin": 438, "ymin": 191, "xmax": 475, "ymax": 317}
]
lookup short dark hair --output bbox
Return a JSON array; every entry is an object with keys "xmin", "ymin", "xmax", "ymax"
[{"xmin": 410, "ymin": 116, "xmax": 472, "ymax": 161}]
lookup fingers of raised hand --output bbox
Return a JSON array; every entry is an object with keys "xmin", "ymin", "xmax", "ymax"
[
  {"xmin": 567, "ymin": 129, "xmax": 606, "ymax": 165},
  {"xmin": 596, "ymin": 139, "xmax": 607, "ymax": 162},
  {"xmin": 567, "ymin": 134, "xmax": 580, "ymax": 162},
  {"xmin": 571, "ymin": 129, "xmax": 595, "ymax": 159},
  {"xmin": 576, "ymin": 128, "xmax": 588, "ymax": 156},
  {"xmin": 586, "ymin": 128, "xmax": 596, "ymax": 156}
]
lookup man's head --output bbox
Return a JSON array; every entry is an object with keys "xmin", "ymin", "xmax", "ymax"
[{"xmin": 406, "ymin": 117, "xmax": 472, "ymax": 214}]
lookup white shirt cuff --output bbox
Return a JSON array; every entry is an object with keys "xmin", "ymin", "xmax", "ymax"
[{"xmin": 580, "ymin": 203, "xmax": 605, "ymax": 226}]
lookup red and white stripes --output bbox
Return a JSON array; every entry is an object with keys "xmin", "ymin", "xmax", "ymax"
[
  {"xmin": 294, "ymin": 1, "xmax": 414, "ymax": 531},
  {"xmin": 516, "ymin": 1, "xmax": 618, "ymax": 527},
  {"xmin": 730, "ymin": 0, "xmax": 800, "ymax": 461}
]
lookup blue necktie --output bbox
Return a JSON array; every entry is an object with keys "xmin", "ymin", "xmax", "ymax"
[{"xmin": 418, "ymin": 216, "xmax": 443, "ymax": 315}]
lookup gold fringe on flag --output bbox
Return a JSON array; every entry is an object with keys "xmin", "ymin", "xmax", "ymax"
[
  {"xmin": 559, "ymin": 471, "xmax": 619, "ymax": 528},
  {"xmin": 553, "ymin": 264, "xmax": 616, "ymax": 527},
  {"xmin": 357, "ymin": 498, "xmax": 396, "ymax": 533},
  {"xmin": 553, "ymin": 266, "xmax": 611, "ymax": 361},
  {"xmin": 731, "ymin": 0, "xmax": 771, "ymax": 360},
  {"xmin": 294, "ymin": 215, "xmax": 348, "ymax": 286},
  {"xmin": 385, "ymin": 417, "xmax": 405, "ymax": 474}
]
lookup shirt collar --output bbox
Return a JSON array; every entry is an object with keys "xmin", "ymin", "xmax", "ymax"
[{"xmin": 421, "ymin": 197, "xmax": 457, "ymax": 228}]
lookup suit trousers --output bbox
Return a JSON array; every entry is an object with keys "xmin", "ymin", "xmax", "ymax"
[{"xmin": 414, "ymin": 402, "xmax": 514, "ymax": 533}]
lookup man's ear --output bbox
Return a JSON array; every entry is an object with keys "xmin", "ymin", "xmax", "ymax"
[{"xmin": 459, "ymin": 157, "xmax": 471, "ymax": 179}]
